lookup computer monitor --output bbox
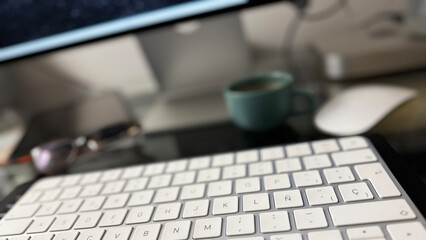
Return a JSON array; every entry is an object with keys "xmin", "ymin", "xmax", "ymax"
[{"xmin": 0, "ymin": 0, "xmax": 281, "ymax": 63}]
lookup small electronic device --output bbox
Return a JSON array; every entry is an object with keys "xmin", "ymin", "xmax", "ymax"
[
  {"xmin": 314, "ymin": 84, "xmax": 417, "ymax": 136},
  {"xmin": 0, "ymin": 136, "xmax": 425, "ymax": 239}
]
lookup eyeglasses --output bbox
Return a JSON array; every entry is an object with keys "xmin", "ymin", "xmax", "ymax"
[{"xmin": 31, "ymin": 121, "xmax": 141, "ymax": 175}]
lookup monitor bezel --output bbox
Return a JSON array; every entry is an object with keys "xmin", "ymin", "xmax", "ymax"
[{"xmin": 0, "ymin": 0, "xmax": 284, "ymax": 64}]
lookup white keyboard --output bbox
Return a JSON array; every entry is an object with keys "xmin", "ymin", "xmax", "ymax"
[{"xmin": 0, "ymin": 136, "xmax": 425, "ymax": 240}]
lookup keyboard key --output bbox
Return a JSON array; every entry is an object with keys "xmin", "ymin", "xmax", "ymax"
[
  {"xmin": 153, "ymin": 203, "xmax": 181, "ymax": 221},
  {"xmin": 293, "ymin": 170, "xmax": 322, "ymax": 187},
  {"xmin": 207, "ymin": 180, "xmax": 232, "ymax": 197},
  {"xmin": 144, "ymin": 163, "xmax": 166, "ymax": 176},
  {"xmin": 231, "ymin": 237, "xmax": 265, "ymax": 240},
  {"xmin": 9, "ymin": 236, "xmax": 30, "ymax": 240},
  {"xmin": 121, "ymin": 166, "xmax": 144, "ymax": 179},
  {"xmin": 80, "ymin": 196, "xmax": 105, "ymax": 212},
  {"xmin": 387, "ymin": 221, "xmax": 426, "ymax": 240},
  {"xmin": 236, "ymin": 177, "xmax": 261, "ymax": 193},
  {"xmin": 101, "ymin": 180, "xmax": 126, "ymax": 195},
  {"xmin": 4, "ymin": 203, "xmax": 40, "ymax": 219},
  {"xmin": 249, "ymin": 161, "xmax": 274, "ymax": 176},
  {"xmin": 53, "ymin": 231, "xmax": 79, "ymax": 240},
  {"xmin": 338, "ymin": 182, "xmax": 374, "ymax": 202},
  {"xmin": 274, "ymin": 190, "xmax": 304, "ymax": 209},
  {"xmin": 123, "ymin": 177, "xmax": 148, "ymax": 192},
  {"xmin": 80, "ymin": 172, "xmax": 101, "ymax": 185},
  {"xmin": 161, "ymin": 220, "xmax": 191, "ymax": 240},
  {"xmin": 125, "ymin": 206, "xmax": 154, "ymax": 224},
  {"xmin": 275, "ymin": 158, "xmax": 302, "ymax": 173},
  {"xmin": 243, "ymin": 193, "xmax": 270, "ymax": 212},
  {"xmin": 77, "ymin": 229, "xmax": 105, "ymax": 240},
  {"xmin": 59, "ymin": 186, "xmax": 82, "ymax": 200},
  {"xmin": 74, "ymin": 211, "xmax": 103, "ymax": 229},
  {"xmin": 61, "ymin": 175, "xmax": 81, "ymax": 187},
  {"xmin": 197, "ymin": 168, "xmax": 221, "ymax": 182},
  {"xmin": 306, "ymin": 186, "xmax": 338, "ymax": 206},
  {"xmin": 264, "ymin": 174, "xmax": 291, "ymax": 191},
  {"xmin": 260, "ymin": 211, "xmax": 290, "ymax": 233},
  {"xmin": 355, "ymin": 163, "xmax": 401, "ymax": 198},
  {"xmin": 212, "ymin": 153, "xmax": 234, "ymax": 167},
  {"xmin": 33, "ymin": 177, "xmax": 62, "ymax": 190},
  {"xmin": 339, "ymin": 136, "xmax": 368, "ymax": 150},
  {"xmin": 346, "ymin": 226, "xmax": 384, "ymax": 240},
  {"xmin": 329, "ymin": 199, "xmax": 416, "ymax": 226},
  {"xmin": 36, "ymin": 201, "xmax": 61, "ymax": 216},
  {"xmin": 39, "ymin": 189, "xmax": 61, "ymax": 202},
  {"xmin": 223, "ymin": 164, "xmax": 246, "ymax": 179},
  {"xmin": 294, "ymin": 208, "xmax": 328, "ymax": 230},
  {"xmin": 182, "ymin": 199, "xmax": 209, "ymax": 218},
  {"xmin": 18, "ymin": 191, "xmax": 42, "ymax": 204},
  {"xmin": 180, "ymin": 184, "xmax": 205, "ymax": 200},
  {"xmin": 103, "ymin": 193, "xmax": 130, "ymax": 209},
  {"xmin": 312, "ymin": 139, "xmax": 340, "ymax": 154},
  {"xmin": 193, "ymin": 217, "xmax": 222, "ymax": 239},
  {"xmin": 127, "ymin": 190, "xmax": 154, "ymax": 206},
  {"xmin": 165, "ymin": 159, "xmax": 188, "ymax": 173},
  {"xmin": 57, "ymin": 199, "xmax": 83, "ymax": 214},
  {"xmin": 0, "ymin": 218, "xmax": 32, "ymax": 236},
  {"xmin": 332, "ymin": 149, "xmax": 377, "ymax": 166},
  {"xmin": 104, "ymin": 226, "xmax": 133, "ymax": 240},
  {"xmin": 303, "ymin": 155, "xmax": 332, "ymax": 170},
  {"xmin": 172, "ymin": 171, "xmax": 196, "ymax": 186},
  {"xmin": 260, "ymin": 146, "xmax": 285, "ymax": 161},
  {"xmin": 131, "ymin": 224, "xmax": 161, "ymax": 240},
  {"xmin": 286, "ymin": 143, "xmax": 312, "ymax": 157},
  {"xmin": 189, "ymin": 156, "xmax": 210, "ymax": 170},
  {"xmin": 148, "ymin": 174, "xmax": 172, "ymax": 189},
  {"xmin": 50, "ymin": 214, "xmax": 78, "ymax": 231},
  {"xmin": 308, "ymin": 230, "xmax": 342, "ymax": 240},
  {"xmin": 80, "ymin": 183, "xmax": 103, "ymax": 197},
  {"xmin": 226, "ymin": 214, "xmax": 255, "ymax": 236},
  {"xmin": 154, "ymin": 187, "xmax": 180, "ymax": 203},
  {"xmin": 323, "ymin": 167, "xmax": 355, "ymax": 184},
  {"xmin": 100, "ymin": 169, "xmax": 122, "ymax": 182},
  {"xmin": 99, "ymin": 209, "xmax": 127, "ymax": 227},
  {"xmin": 270, "ymin": 233, "xmax": 302, "ymax": 240},
  {"xmin": 236, "ymin": 150, "xmax": 259, "ymax": 163},
  {"xmin": 213, "ymin": 196, "xmax": 238, "ymax": 215},
  {"xmin": 31, "ymin": 234, "xmax": 54, "ymax": 240}
]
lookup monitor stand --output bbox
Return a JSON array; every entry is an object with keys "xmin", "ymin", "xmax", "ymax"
[{"xmin": 138, "ymin": 12, "xmax": 253, "ymax": 133}]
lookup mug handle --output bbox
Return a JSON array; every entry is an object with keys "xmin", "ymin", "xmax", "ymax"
[{"xmin": 291, "ymin": 89, "xmax": 316, "ymax": 116}]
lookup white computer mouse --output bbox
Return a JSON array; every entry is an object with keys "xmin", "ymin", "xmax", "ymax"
[{"xmin": 314, "ymin": 84, "xmax": 417, "ymax": 136}]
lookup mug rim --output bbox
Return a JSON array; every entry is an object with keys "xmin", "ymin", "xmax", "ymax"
[{"xmin": 225, "ymin": 72, "xmax": 293, "ymax": 97}]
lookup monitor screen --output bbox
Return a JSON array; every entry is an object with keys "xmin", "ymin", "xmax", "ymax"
[{"xmin": 0, "ymin": 0, "xmax": 274, "ymax": 63}]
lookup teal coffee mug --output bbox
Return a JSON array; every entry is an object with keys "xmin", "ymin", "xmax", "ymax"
[{"xmin": 224, "ymin": 72, "xmax": 315, "ymax": 131}]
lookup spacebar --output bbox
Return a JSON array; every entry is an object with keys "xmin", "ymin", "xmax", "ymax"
[{"xmin": 329, "ymin": 199, "xmax": 416, "ymax": 226}]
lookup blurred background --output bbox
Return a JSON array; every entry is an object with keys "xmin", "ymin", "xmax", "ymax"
[{"xmin": 0, "ymin": 0, "xmax": 425, "ymax": 201}]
